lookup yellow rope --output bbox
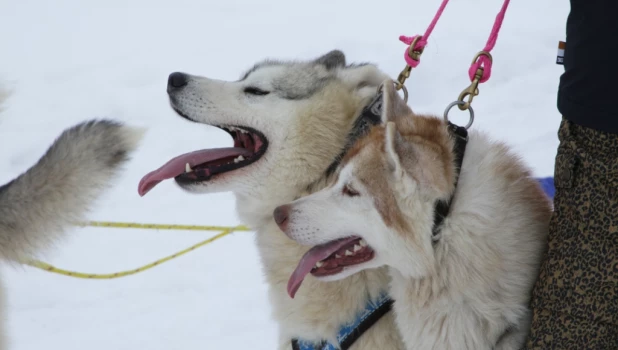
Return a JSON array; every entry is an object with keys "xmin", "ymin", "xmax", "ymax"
[
  {"xmin": 77, "ymin": 221, "xmax": 251, "ymax": 232},
  {"xmin": 23, "ymin": 222, "xmax": 252, "ymax": 279}
]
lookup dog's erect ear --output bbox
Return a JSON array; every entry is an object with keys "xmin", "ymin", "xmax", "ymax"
[
  {"xmin": 314, "ymin": 50, "xmax": 346, "ymax": 70},
  {"xmin": 380, "ymin": 80, "xmax": 413, "ymax": 124},
  {"xmin": 386, "ymin": 117, "xmax": 453, "ymax": 198},
  {"xmin": 385, "ymin": 122, "xmax": 404, "ymax": 176}
]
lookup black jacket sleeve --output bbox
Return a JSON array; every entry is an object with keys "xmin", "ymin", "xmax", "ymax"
[{"xmin": 558, "ymin": 0, "xmax": 618, "ymax": 134}]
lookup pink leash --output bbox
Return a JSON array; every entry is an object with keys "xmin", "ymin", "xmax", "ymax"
[
  {"xmin": 398, "ymin": 0, "xmax": 511, "ymax": 84},
  {"xmin": 398, "ymin": 0, "xmax": 450, "ymax": 68},
  {"xmin": 468, "ymin": 0, "xmax": 511, "ymax": 83}
]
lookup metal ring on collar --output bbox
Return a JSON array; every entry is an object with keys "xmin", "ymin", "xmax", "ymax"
[
  {"xmin": 443, "ymin": 101, "xmax": 474, "ymax": 130},
  {"xmin": 398, "ymin": 83, "xmax": 409, "ymax": 103}
]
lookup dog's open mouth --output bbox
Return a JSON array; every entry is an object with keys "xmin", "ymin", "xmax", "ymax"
[
  {"xmin": 287, "ymin": 236, "xmax": 375, "ymax": 298},
  {"xmin": 138, "ymin": 125, "xmax": 268, "ymax": 196}
]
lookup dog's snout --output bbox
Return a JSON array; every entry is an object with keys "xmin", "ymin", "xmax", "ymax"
[
  {"xmin": 168, "ymin": 72, "xmax": 189, "ymax": 90},
  {"xmin": 273, "ymin": 205, "xmax": 290, "ymax": 232}
]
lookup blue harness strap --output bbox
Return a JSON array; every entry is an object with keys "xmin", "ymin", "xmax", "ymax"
[{"xmin": 291, "ymin": 292, "xmax": 393, "ymax": 350}]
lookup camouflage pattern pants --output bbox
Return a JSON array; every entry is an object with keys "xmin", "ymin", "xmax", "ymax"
[{"xmin": 525, "ymin": 119, "xmax": 618, "ymax": 349}]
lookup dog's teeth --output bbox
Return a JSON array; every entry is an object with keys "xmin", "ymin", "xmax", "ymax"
[
  {"xmin": 185, "ymin": 163, "xmax": 192, "ymax": 173},
  {"xmin": 240, "ymin": 129, "xmax": 248, "ymax": 134},
  {"xmin": 359, "ymin": 239, "xmax": 367, "ymax": 247},
  {"xmin": 335, "ymin": 254, "xmax": 342, "ymax": 259},
  {"xmin": 345, "ymin": 250, "xmax": 353, "ymax": 256},
  {"xmin": 233, "ymin": 155, "xmax": 245, "ymax": 164},
  {"xmin": 315, "ymin": 261, "xmax": 324, "ymax": 268},
  {"xmin": 353, "ymin": 244, "xmax": 362, "ymax": 252}
]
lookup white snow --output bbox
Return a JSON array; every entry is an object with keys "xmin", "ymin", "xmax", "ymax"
[{"xmin": 0, "ymin": 0, "xmax": 568, "ymax": 348}]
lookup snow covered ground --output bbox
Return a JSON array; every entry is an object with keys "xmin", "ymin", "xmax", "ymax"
[{"xmin": 0, "ymin": 0, "xmax": 569, "ymax": 348}]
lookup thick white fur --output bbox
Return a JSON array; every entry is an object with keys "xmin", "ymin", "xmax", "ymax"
[
  {"xmin": 164, "ymin": 51, "xmax": 406, "ymax": 348},
  {"xmin": 280, "ymin": 81, "xmax": 552, "ymax": 349}
]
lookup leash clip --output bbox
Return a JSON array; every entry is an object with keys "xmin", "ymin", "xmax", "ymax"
[
  {"xmin": 456, "ymin": 51, "xmax": 493, "ymax": 111},
  {"xmin": 396, "ymin": 35, "xmax": 425, "ymax": 99},
  {"xmin": 457, "ymin": 71, "xmax": 481, "ymax": 111}
]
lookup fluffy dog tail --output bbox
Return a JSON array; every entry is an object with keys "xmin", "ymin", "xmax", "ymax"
[{"xmin": 0, "ymin": 119, "xmax": 144, "ymax": 262}]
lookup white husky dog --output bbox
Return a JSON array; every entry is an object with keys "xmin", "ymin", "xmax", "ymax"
[
  {"xmin": 274, "ymin": 80, "xmax": 552, "ymax": 349},
  {"xmin": 139, "ymin": 51, "xmax": 409, "ymax": 349}
]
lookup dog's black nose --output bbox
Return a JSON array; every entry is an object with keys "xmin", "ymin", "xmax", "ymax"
[{"xmin": 168, "ymin": 72, "xmax": 189, "ymax": 89}]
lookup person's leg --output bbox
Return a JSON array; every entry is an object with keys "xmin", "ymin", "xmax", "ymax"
[{"xmin": 525, "ymin": 119, "xmax": 618, "ymax": 349}]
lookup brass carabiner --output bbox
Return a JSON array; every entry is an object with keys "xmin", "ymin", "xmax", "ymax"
[
  {"xmin": 396, "ymin": 66, "xmax": 412, "ymax": 90},
  {"xmin": 471, "ymin": 50, "xmax": 493, "ymax": 66},
  {"xmin": 396, "ymin": 36, "xmax": 425, "ymax": 92},
  {"xmin": 457, "ymin": 68, "xmax": 482, "ymax": 111},
  {"xmin": 407, "ymin": 36, "xmax": 425, "ymax": 62},
  {"xmin": 456, "ymin": 51, "xmax": 493, "ymax": 111}
]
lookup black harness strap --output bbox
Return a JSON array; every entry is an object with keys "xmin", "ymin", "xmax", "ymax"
[
  {"xmin": 323, "ymin": 91, "xmax": 384, "ymax": 179},
  {"xmin": 431, "ymin": 122, "xmax": 468, "ymax": 240},
  {"xmin": 338, "ymin": 298, "xmax": 394, "ymax": 350},
  {"xmin": 291, "ymin": 339, "xmax": 323, "ymax": 350},
  {"xmin": 291, "ymin": 298, "xmax": 394, "ymax": 350}
]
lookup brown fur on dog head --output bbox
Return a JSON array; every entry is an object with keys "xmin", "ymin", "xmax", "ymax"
[{"xmin": 342, "ymin": 80, "xmax": 456, "ymax": 214}]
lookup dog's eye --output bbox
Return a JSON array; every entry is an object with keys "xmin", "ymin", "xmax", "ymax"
[
  {"xmin": 342, "ymin": 184, "xmax": 360, "ymax": 197},
  {"xmin": 244, "ymin": 87, "xmax": 270, "ymax": 96}
]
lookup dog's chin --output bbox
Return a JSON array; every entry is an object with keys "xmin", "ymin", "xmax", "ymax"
[
  {"xmin": 174, "ymin": 177, "xmax": 229, "ymax": 194},
  {"xmin": 173, "ymin": 165, "xmax": 248, "ymax": 191},
  {"xmin": 313, "ymin": 259, "xmax": 384, "ymax": 282}
]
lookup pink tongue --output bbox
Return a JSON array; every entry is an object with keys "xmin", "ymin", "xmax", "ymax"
[
  {"xmin": 138, "ymin": 147, "xmax": 252, "ymax": 196},
  {"xmin": 287, "ymin": 236, "xmax": 359, "ymax": 299}
]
